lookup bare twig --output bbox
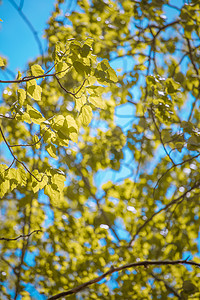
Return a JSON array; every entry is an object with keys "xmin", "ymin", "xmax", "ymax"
[
  {"xmin": 0, "ymin": 230, "xmax": 42, "ymax": 241},
  {"xmin": 0, "ymin": 70, "xmax": 64, "ymax": 84}
]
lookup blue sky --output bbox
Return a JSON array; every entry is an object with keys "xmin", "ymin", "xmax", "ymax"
[
  {"xmin": 0, "ymin": 0, "xmax": 55, "ymax": 73},
  {"xmin": 0, "ymin": 0, "xmax": 184, "ymax": 74}
]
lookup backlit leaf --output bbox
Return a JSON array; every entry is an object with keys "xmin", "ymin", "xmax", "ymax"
[
  {"xmin": 78, "ymin": 104, "xmax": 93, "ymax": 126},
  {"xmin": 26, "ymin": 104, "xmax": 45, "ymax": 124},
  {"xmin": 27, "ymin": 79, "xmax": 42, "ymax": 101},
  {"xmin": 31, "ymin": 64, "xmax": 45, "ymax": 77}
]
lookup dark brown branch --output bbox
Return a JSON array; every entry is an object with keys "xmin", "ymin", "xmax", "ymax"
[
  {"xmin": 0, "ymin": 66, "xmax": 71, "ymax": 84},
  {"xmin": 154, "ymin": 20, "xmax": 180, "ymax": 40},
  {"xmin": 0, "ymin": 230, "xmax": 42, "ymax": 241},
  {"xmin": 47, "ymin": 259, "xmax": 200, "ymax": 300},
  {"xmin": 0, "ymin": 71, "xmax": 58, "ymax": 84},
  {"xmin": 0, "ymin": 113, "xmax": 16, "ymax": 119}
]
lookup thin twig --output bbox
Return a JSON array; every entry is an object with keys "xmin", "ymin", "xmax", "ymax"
[
  {"xmin": 129, "ymin": 181, "xmax": 200, "ymax": 246},
  {"xmin": 9, "ymin": 128, "xmax": 49, "ymax": 148},
  {"xmin": 0, "ymin": 124, "xmax": 43, "ymax": 182},
  {"xmin": 153, "ymin": 153, "xmax": 200, "ymax": 196},
  {"xmin": 0, "ymin": 230, "xmax": 42, "ymax": 241},
  {"xmin": 151, "ymin": 109, "xmax": 175, "ymax": 165}
]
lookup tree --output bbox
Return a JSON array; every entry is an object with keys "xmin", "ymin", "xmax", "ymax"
[{"xmin": 0, "ymin": 0, "xmax": 200, "ymax": 299}]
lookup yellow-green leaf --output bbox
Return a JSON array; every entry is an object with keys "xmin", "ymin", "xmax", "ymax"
[
  {"xmin": 46, "ymin": 144, "xmax": 58, "ymax": 159},
  {"xmin": 44, "ymin": 184, "xmax": 60, "ymax": 200},
  {"xmin": 107, "ymin": 67, "xmax": 118, "ymax": 82},
  {"xmin": 55, "ymin": 61, "xmax": 69, "ymax": 78},
  {"xmin": 75, "ymin": 94, "xmax": 87, "ymax": 112},
  {"xmin": 89, "ymin": 96, "xmax": 106, "ymax": 109},
  {"xmin": 0, "ymin": 57, "xmax": 4, "ymax": 67},
  {"xmin": 78, "ymin": 104, "xmax": 93, "ymax": 126},
  {"xmin": 0, "ymin": 179, "xmax": 10, "ymax": 198},
  {"xmin": 27, "ymin": 79, "xmax": 42, "ymax": 101},
  {"xmin": 17, "ymin": 71, "xmax": 22, "ymax": 80},
  {"xmin": 33, "ymin": 135, "xmax": 40, "ymax": 149},
  {"xmin": 65, "ymin": 115, "xmax": 78, "ymax": 143},
  {"xmin": 51, "ymin": 173, "xmax": 65, "ymax": 192},
  {"xmin": 31, "ymin": 64, "xmax": 45, "ymax": 77},
  {"xmin": 17, "ymin": 89, "xmax": 26, "ymax": 106},
  {"xmin": 27, "ymin": 104, "xmax": 45, "ymax": 124}
]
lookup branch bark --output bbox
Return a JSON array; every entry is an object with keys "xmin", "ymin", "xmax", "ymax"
[{"xmin": 47, "ymin": 259, "xmax": 200, "ymax": 300}]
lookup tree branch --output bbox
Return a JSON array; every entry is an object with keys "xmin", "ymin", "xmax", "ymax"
[
  {"xmin": 47, "ymin": 259, "xmax": 200, "ymax": 300},
  {"xmin": 0, "ymin": 230, "xmax": 42, "ymax": 241}
]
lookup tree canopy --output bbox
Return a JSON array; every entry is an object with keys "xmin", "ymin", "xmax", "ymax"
[{"xmin": 0, "ymin": 0, "xmax": 200, "ymax": 299}]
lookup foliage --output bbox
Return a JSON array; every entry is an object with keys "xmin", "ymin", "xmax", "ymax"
[{"xmin": 0, "ymin": 0, "xmax": 200, "ymax": 299}]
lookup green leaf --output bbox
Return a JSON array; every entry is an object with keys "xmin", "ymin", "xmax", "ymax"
[
  {"xmin": 51, "ymin": 173, "xmax": 65, "ymax": 192},
  {"xmin": 31, "ymin": 64, "xmax": 45, "ymax": 77},
  {"xmin": 107, "ymin": 67, "xmax": 118, "ymax": 82},
  {"xmin": 75, "ymin": 94, "xmax": 87, "ymax": 112},
  {"xmin": 65, "ymin": 115, "xmax": 78, "ymax": 143},
  {"xmin": 31, "ymin": 171, "xmax": 48, "ymax": 193},
  {"xmin": 17, "ymin": 71, "xmax": 22, "ymax": 80},
  {"xmin": 51, "ymin": 115, "xmax": 65, "ymax": 129},
  {"xmin": 33, "ymin": 135, "xmax": 40, "ymax": 149},
  {"xmin": 27, "ymin": 79, "xmax": 42, "ymax": 101},
  {"xmin": 44, "ymin": 184, "xmax": 60, "ymax": 200},
  {"xmin": 89, "ymin": 95, "xmax": 106, "ymax": 109},
  {"xmin": 73, "ymin": 61, "xmax": 88, "ymax": 76},
  {"xmin": 0, "ymin": 57, "xmax": 5, "ymax": 67},
  {"xmin": 17, "ymin": 167, "xmax": 27, "ymax": 186},
  {"xmin": 181, "ymin": 121, "xmax": 194, "ymax": 133},
  {"xmin": 165, "ymin": 78, "xmax": 180, "ymax": 94},
  {"xmin": 7, "ymin": 168, "xmax": 18, "ymax": 191},
  {"xmin": 17, "ymin": 89, "xmax": 26, "ymax": 106},
  {"xmin": 182, "ymin": 280, "xmax": 198, "ymax": 295},
  {"xmin": 46, "ymin": 143, "xmax": 58, "ymax": 159},
  {"xmin": 0, "ymin": 179, "xmax": 10, "ymax": 198},
  {"xmin": 81, "ymin": 44, "xmax": 92, "ymax": 57},
  {"xmin": 27, "ymin": 104, "xmax": 45, "ymax": 124},
  {"xmin": 187, "ymin": 136, "xmax": 199, "ymax": 146},
  {"xmin": 55, "ymin": 61, "xmax": 69, "ymax": 78},
  {"xmin": 78, "ymin": 104, "xmax": 93, "ymax": 126}
]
